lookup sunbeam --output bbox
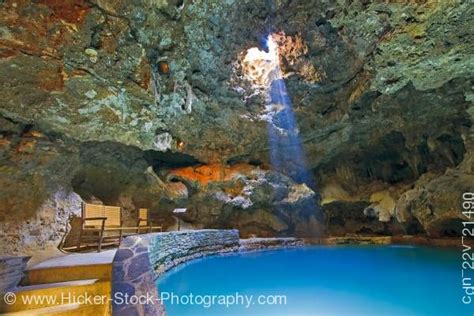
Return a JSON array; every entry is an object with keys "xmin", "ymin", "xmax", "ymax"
[{"xmin": 264, "ymin": 35, "xmax": 315, "ymax": 188}]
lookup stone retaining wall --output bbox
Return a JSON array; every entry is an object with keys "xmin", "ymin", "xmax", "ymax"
[
  {"xmin": 112, "ymin": 229, "xmax": 240, "ymax": 316},
  {"xmin": 239, "ymin": 237, "xmax": 305, "ymax": 251},
  {"xmin": 149, "ymin": 229, "xmax": 240, "ymax": 277}
]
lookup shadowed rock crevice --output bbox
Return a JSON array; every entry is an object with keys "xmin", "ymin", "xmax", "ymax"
[{"xmin": 144, "ymin": 150, "xmax": 202, "ymax": 169}]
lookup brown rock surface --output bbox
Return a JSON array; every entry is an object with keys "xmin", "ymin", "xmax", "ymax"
[{"xmin": 0, "ymin": 0, "xmax": 472, "ymax": 256}]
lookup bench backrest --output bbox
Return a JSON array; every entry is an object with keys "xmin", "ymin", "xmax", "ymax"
[
  {"xmin": 138, "ymin": 208, "xmax": 149, "ymax": 226},
  {"xmin": 82, "ymin": 203, "xmax": 122, "ymax": 227}
]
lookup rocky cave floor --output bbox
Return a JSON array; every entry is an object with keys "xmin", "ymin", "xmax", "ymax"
[{"xmin": 0, "ymin": 0, "xmax": 472, "ymax": 258}]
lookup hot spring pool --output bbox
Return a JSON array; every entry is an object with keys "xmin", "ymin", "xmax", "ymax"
[{"xmin": 157, "ymin": 245, "xmax": 471, "ymax": 316}]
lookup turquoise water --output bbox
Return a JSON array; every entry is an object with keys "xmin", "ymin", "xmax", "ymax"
[{"xmin": 157, "ymin": 246, "xmax": 472, "ymax": 316}]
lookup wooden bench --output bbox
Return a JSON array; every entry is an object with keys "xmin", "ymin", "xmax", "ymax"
[
  {"xmin": 136, "ymin": 208, "xmax": 163, "ymax": 233},
  {"xmin": 77, "ymin": 204, "xmax": 164, "ymax": 252},
  {"xmin": 77, "ymin": 203, "xmax": 124, "ymax": 252}
]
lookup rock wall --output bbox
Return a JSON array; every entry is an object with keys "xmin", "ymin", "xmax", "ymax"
[
  {"xmin": 0, "ymin": 0, "xmax": 472, "ymax": 255},
  {"xmin": 160, "ymin": 164, "xmax": 322, "ymax": 237}
]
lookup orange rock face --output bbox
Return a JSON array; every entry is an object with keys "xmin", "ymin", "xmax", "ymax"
[
  {"xmin": 37, "ymin": 65, "xmax": 65, "ymax": 91},
  {"xmin": 0, "ymin": 137, "xmax": 11, "ymax": 148},
  {"xmin": 136, "ymin": 57, "xmax": 152, "ymax": 90},
  {"xmin": 24, "ymin": 131, "xmax": 45, "ymax": 138},
  {"xmin": 272, "ymin": 32, "xmax": 309, "ymax": 66},
  {"xmin": 0, "ymin": 1, "xmax": 90, "ymax": 59},
  {"xmin": 16, "ymin": 139, "xmax": 37, "ymax": 154},
  {"xmin": 0, "ymin": 0, "xmax": 92, "ymax": 96},
  {"xmin": 271, "ymin": 32, "xmax": 325, "ymax": 83},
  {"xmin": 33, "ymin": 0, "xmax": 91, "ymax": 24},
  {"xmin": 169, "ymin": 163, "xmax": 257, "ymax": 185}
]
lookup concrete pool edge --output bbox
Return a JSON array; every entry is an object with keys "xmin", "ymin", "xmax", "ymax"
[{"xmin": 111, "ymin": 231, "xmax": 471, "ymax": 315}]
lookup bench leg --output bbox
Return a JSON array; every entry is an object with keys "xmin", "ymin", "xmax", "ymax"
[
  {"xmin": 97, "ymin": 221, "xmax": 105, "ymax": 252},
  {"xmin": 98, "ymin": 236, "xmax": 103, "ymax": 252},
  {"xmin": 118, "ymin": 228, "xmax": 123, "ymax": 246},
  {"xmin": 77, "ymin": 226, "xmax": 83, "ymax": 251}
]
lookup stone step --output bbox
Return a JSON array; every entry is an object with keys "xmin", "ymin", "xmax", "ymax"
[
  {"xmin": 0, "ymin": 279, "xmax": 110, "ymax": 313},
  {"xmin": 24, "ymin": 250, "xmax": 115, "ymax": 285},
  {"xmin": 2, "ymin": 302, "xmax": 108, "ymax": 315},
  {"xmin": 25, "ymin": 263, "xmax": 112, "ymax": 285}
]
